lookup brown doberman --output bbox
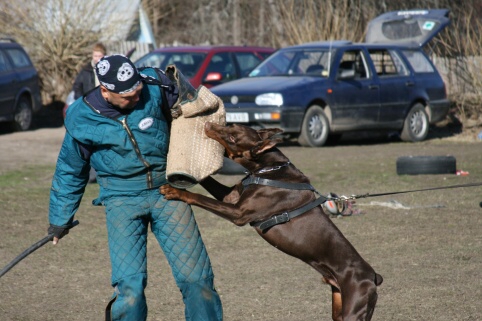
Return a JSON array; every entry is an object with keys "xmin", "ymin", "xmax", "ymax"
[{"xmin": 160, "ymin": 122, "xmax": 383, "ymax": 321}]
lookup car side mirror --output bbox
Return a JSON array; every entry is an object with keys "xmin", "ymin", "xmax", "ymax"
[{"xmin": 338, "ymin": 69, "xmax": 356, "ymax": 80}]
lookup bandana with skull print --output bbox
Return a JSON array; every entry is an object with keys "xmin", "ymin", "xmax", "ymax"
[{"xmin": 95, "ymin": 54, "xmax": 142, "ymax": 94}]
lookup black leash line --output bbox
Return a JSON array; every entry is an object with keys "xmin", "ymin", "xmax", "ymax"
[{"xmin": 348, "ymin": 182, "xmax": 482, "ymax": 200}]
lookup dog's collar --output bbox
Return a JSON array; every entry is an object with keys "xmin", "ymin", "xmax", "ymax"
[
  {"xmin": 254, "ymin": 161, "xmax": 291, "ymax": 174},
  {"xmin": 242, "ymin": 175, "xmax": 316, "ymax": 192}
]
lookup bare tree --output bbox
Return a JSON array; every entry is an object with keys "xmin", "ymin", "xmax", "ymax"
[
  {"xmin": 0, "ymin": 0, "xmax": 126, "ymax": 104},
  {"xmin": 270, "ymin": 0, "xmax": 365, "ymax": 45}
]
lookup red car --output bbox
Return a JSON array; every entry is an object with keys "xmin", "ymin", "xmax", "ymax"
[
  {"xmin": 133, "ymin": 45, "xmax": 276, "ymax": 88},
  {"xmin": 63, "ymin": 45, "xmax": 275, "ymax": 118}
]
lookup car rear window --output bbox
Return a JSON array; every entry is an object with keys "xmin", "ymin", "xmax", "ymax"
[{"xmin": 402, "ymin": 50, "xmax": 435, "ymax": 73}]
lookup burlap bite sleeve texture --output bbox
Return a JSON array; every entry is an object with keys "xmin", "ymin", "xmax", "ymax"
[{"xmin": 166, "ymin": 85, "xmax": 226, "ymax": 189}]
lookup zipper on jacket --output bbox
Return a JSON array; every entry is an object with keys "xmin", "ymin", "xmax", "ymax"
[{"xmin": 120, "ymin": 117, "xmax": 154, "ymax": 188}]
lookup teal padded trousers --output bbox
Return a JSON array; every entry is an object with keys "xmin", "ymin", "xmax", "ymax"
[{"xmin": 103, "ymin": 189, "xmax": 223, "ymax": 321}]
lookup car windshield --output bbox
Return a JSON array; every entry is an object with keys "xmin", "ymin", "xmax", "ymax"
[
  {"xmin": 134, "ymin": 52, "xmax": 207, "ymax": 78},
  {"xmin": 249, "ymin": 48, "xmax": 333, "ymax": 77}
]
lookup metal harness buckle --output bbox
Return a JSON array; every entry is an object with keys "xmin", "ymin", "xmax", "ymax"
[
  {"xmin": 258, "ymin": 212, "xmax": 290, "ymax": 231},
  {"xmin": 274, "ymin": 212, "xmax": 290, "ymax": 224}
]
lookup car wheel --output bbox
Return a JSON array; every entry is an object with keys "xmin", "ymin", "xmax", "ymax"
[
  {"xmin": 12, "ymin": 96, "xmax": 33, "ymax": 131},
  {"xmin": 298, "ymin": 105, "xmax": 329, "ymax": 147},
  {"xmin": 400, "ymin": 103, "xmax": 429, "ymax": 142},
  {"xmin": 396, "ymin": 155, "xmax": 456, "ymax": 175}
]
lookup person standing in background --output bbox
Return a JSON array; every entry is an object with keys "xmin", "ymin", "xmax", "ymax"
[
  {"xmin": 73, "ymin": 42, "xmax": 107, "ymax": 99},
  {"xmin": 72, "ymin": 42, "xmax": 107, "ymax": 183}
]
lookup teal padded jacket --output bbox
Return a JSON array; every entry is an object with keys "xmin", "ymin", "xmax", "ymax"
[{"xmin": 49, "ymin": 68, "xmax": 171, "ymax": 227}]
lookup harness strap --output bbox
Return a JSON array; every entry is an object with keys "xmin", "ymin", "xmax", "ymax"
[
  {"xmin": 242, "ymin": 176, "xmax": 315, "ymax": 191},
  {"xmin": 251, "ymin": 195, "xmax": 327, "ymax": 232}
]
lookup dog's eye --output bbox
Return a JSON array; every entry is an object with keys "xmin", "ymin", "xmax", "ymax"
[{"xmin": 229, "ymin": 135, "xmax": 236, "ymax": 143}]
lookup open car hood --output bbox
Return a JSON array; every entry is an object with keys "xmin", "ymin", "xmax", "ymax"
[{"xmin": 365, "ymin": 9, "xmax": 450, "ymax": 47}]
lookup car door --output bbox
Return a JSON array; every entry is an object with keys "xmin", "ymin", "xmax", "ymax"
[
  {"xmin": 0, "ymin": 49, "xmax": 17, "ymax": 118},
  {"xmin": 367, "ymin": 48, "xmax": 412, "ymax": 125},
  {"xmin": 330, "ymin": 48, "xmax": 381, "ymax": 129}
]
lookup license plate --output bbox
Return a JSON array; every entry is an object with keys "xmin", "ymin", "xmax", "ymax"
[{"xmin": 226, "ymin": 112, "xmax": 249, "ymax": 123}]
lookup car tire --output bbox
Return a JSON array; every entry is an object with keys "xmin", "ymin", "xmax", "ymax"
[
  {"xmin": 400, "ymin": 103, "xmax": 429, "ymax": 142},
  {"xmin": 298, "ymin": 105, "xmax": 329, "ymax": 147},
  {"xmin": 396, "ymin": 155, "xmax": 456, "ymax": 175},
  {"xmin": 12, "ymin": 96, "xmax": 33, "ymax": 131}
]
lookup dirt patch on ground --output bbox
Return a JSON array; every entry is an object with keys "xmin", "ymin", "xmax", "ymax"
[
  {"xmin": 0, "ymin": 103, "xmax": 65, "ymax": 174},
  {"xmin": 0, "ymin": 107, "xmax": 481, "ymax": 321},
  {"xmin": 0, "ymin": 126, "xmax": 65, "ymax": 174}
]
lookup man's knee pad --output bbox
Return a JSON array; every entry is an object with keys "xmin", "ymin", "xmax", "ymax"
[
  {"xmin": 180, "ymin": 278, "xmax": 223, "ymax": 321},
  {"xmin": 108, "ymin": 274, "xmax": 148, "ymax": 321}
]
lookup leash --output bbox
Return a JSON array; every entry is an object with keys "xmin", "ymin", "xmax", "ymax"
[
  {"xmin": 336, "ymin": 181, "xmax": 482, "ymax": 201},
  {"xmin": 243, "ymin": 161, "xmax": 482, "ymax": 230}
]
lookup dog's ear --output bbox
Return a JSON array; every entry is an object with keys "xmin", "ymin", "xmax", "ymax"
[
  {"xmin": 247, "ymin": 137, "xmax": 282, "ymax": 157},
  {"xmin": 257, "ymin": 128, "xmax": 283, "ymax": 140}
]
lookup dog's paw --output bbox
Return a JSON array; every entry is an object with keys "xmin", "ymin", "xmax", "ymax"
[{"xmin": 159, "ymin": 184, "xmax": 184, "ymax": 200}]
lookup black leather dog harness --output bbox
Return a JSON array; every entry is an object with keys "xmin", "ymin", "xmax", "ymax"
[{"xmin": 242, "ymin": 174, "xmax": 327, "ymax": 232}]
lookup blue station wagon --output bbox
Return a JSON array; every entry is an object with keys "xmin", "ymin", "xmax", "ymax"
[{"xmin": 211, "ymin": 9, "xmax": 451, "ymax": 147}]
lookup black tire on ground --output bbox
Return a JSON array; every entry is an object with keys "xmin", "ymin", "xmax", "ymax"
[
  {"xmin": 396, "ymin": 155, "xmax": 456, "ymax": 175},
  {"xmin": 218, "ymin": 157, "xmax": 247, "ymax": 175},
  {"xmin": 12, "ymin": 96, "xmax": 33, "ymax": 131},
  {"xmin": 298, "ymin": 105, "xmax": 329, "ymax": 147},
  {"xmin": 400, "ymin": 103, "xmax": 429, "ymax": 142}
]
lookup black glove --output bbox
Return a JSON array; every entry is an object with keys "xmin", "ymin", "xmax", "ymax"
[{"xmin": 48, "ymin": 224, "xmax": 70, "ymax": 240}]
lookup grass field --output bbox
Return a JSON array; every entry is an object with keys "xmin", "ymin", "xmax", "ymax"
[{"xmin": 0, "ymin": 133, "xmax": 481, "ymax": 320}]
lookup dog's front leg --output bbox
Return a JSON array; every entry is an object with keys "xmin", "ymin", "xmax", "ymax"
[
  {"xmin": 160, "ymin": 184, "xmax": 247, "ymax": 225},
  {"xmin": 199, "ymin": 176, "xmax": 234, "ymax": 201}
]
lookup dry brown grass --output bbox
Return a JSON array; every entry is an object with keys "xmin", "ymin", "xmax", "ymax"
[{"xmin": 0, "ymin": 127, "xmax": 481, "ymax": 320}]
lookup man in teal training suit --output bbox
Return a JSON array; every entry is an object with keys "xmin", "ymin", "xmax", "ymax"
[{"xmin": 48, "ymin": 54, "xmax": 223, "ymax": 321}]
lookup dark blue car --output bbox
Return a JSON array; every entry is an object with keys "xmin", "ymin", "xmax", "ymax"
[{"xmin": 211, "ymin": 9, "xmax": 451, "ymax": 147}]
